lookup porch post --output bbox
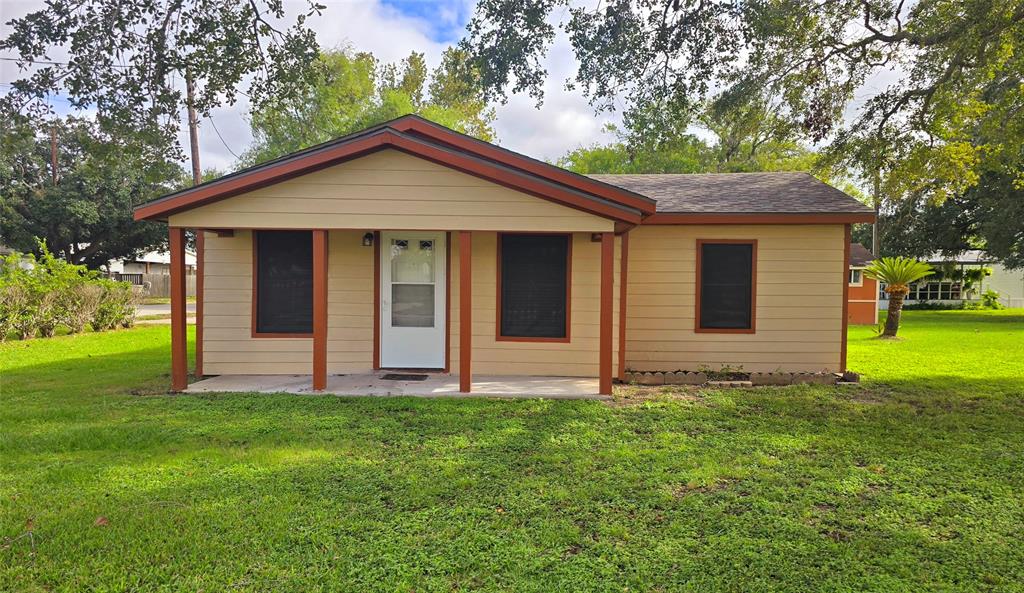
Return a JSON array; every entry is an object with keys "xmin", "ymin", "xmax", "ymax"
[
  {"xmin": 169, "ymin": 227, "xmax": 188, "ymax": 391},
  {"xmin": 618, "ymin": 232, "xmax": 629, "ymax": 381},
  {"xmin": 599, "ymin": 232, "xmax": 614, "ymax": 395},
  {"xmin": 195, "ymin": 230, "xmax": 204, "ymax": 378},
  {"xmin": 459, "ymin": 231, "xmax": 472, "ymax": 393},
  {"xmin": 312, "ymin": 229, "xmax": 329, "ymax": 391}
]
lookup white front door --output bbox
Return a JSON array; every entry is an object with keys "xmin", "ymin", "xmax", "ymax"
[{"xmin": 380, "ymin": 232, "xmax": 446, "ymax": 368}]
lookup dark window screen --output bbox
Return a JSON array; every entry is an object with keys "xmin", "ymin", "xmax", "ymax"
[
  {"xmin": 500, "ymin": 234, "xmax": 569, "ymax": 338},
  {"xmin": 699, "ymin": 243, "xmax": 754, "ymax": 330},
  {"xmin": 256, "ymin": 230, "xmax": 313, "ymax": 334}
]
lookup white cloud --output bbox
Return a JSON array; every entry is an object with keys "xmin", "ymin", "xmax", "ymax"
[{"xmin": 2, "ymin": 0, "xmax": 617, "ymax": 172}]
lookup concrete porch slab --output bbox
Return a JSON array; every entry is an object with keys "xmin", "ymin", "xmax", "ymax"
[{"xmin": 185, "ymin": 372, "xmax": 606, "ymax": 400}]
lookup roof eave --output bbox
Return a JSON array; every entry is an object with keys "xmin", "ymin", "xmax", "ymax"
[
  {"xmin": 643, "ymin": 212, "xmax": 876, "ymax": 225},
  {"xmin": 134, "ymin": 127, "xmax": 643, "ymax": 224}
]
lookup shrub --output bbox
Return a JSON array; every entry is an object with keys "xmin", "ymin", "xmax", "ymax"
[
  {"xmin": 0, "ymin": 283, "xmax": 36, "ymax": 341},
  {"xmin": 0, "ymin": 244, "xmax": 134, "ymax": 339},
  {"xmin": 91, "ymin": 279, "xmax": 138, "ymax": 331},
  {"xmin": 62, "ymin": 283, "xmax": 105, "ymax": 333},
  {"xmin": 981, "ymin": 289, "xmax": 1004, "ymax": 309}
]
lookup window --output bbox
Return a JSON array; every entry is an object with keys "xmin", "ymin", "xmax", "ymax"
[
  {"xmin": 254, "ymin": 230, "xmax": 313, "ymax": 335},
  {"xmin": 697, "ymin": 240, "xmax": 756, "ymax": 332},
  {"xmin": 498, "ymin": 234, "xmax": 570, "ymax": 340},
  {"xmin": 849, "ymin": 269, "xmax": 863, "ymax": 286}
]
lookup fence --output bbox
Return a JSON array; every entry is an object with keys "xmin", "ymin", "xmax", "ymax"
[{"xmin": 110, "ymin": 273, "xmax": 196, "ymax": 298}]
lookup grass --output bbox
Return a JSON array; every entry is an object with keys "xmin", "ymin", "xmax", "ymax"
[{"xmin": 2, "ymin": 311, "xmax": 1022, "ymax": 592}]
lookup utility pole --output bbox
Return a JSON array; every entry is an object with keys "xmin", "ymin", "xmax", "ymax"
[
  {"xmin": 186, "ymin": 74, "xmax": 201, "ymax": 185},
  {"xmin": 186, "ymin": 72, "xmax": 204, "ymax": 378},
  {"xmin": 871, "ymin": 167, "xmax": 881, "ymax": 257}
]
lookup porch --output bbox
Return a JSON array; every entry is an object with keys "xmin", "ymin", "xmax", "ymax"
[
  {"xmin": 165, "ymin": 227, "xmax": 622, "ymax": 396},
  {"xmin": 185, "ymin": 372, "xmax": 606, "ymax": 399}
]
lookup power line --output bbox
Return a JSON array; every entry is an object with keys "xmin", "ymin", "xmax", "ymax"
[
  {"xmin": 208, "ymin": 115, "xmax": 241, "ymax": 160},
  {"xmin": 0, "ymin": 56, "xmax": 134, "ymax": 68}
]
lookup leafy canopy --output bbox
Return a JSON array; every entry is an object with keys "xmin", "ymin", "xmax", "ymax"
[
  {"xmin": 243, "ymin": 47, "xmax": 496, "ymax": 165},
  {"xmin": 0, "ymin": 0, "xmax": 323, "ymax": 157},
  {"xmin": 864, "ymin": 257, "xmax": 935, "ymax": 288},
  {"xmin": 461, "ymin": 0, "xmax": 1024, "ymax": 199},
  {"xmin": 0, "ymin": 116, "xmax": 182, "ymax": 267}
]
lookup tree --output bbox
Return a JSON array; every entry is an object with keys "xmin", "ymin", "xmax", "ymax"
[
  {"xmin": 864, "ymin": 257, "xmax": 935, "ymax": 337},
  {"xmin": 855, "ymin": 172, "xmax": 1024, "ymax": 269},
  {"xmin": 0, "ymin": 116, "xmax": 181, "ymax": 268},
  {"xmin": 461, "ymin": 0, "xmax": 1024, "ymax": 201},
  {"xmin": 242, "ymin": 47, "xmax": 496, "ymax": 165},
  {"xmin": 0, "ymin": 0, "xmax": 323, "ymax": 157},
  {"xmin": 558, "ymin": 97, "xmax": 819, "ymax": 175}
]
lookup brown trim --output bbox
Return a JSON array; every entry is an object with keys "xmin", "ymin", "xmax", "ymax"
[
  {"xmin": 373, "ymin": 230, "xmax": 381, "ymax": 370},
  {"xmin": 841, "ymin": 225, "xmax": 851, "ymax": 373},
  {"xmin": 645, "ymin": 212, "xmax": 876, "ymax": 225},
  {"xmin": 694, "ymin": 239, "xmax": 758, "ymax": 334},
  {"xmin": 495, "ymin": 232, "xmax": 573, "ymax": 343},
  {"xmin": 599, "ymin": 232, "xmax": 614, "ymax": 395},
  {"xmin": 459, "ymin": 231, "xmax": 473, "ymax": 392},
  {"xmin": 134, "ymin": 128, "xmax": 642, "ymax": 223},
  {"xmin": 312, "ymin": 230, "xmax": 328, "ymax": 390},
  {"xmin": 169, "ymin": 227, "xmax": 188, "ymax": 391},
  {"xmin": 384, "ymin": 136, "xmax": 641, "ymax": 222},
  {"xmin": 617, "ymin": 232, "xmax": 629, "ymax": 381},
  {"xmin": 250, "ymin": 231, "xmax": 314, "ymax": 339},
  {"xmin": 392, "ymin": 117, "xmax": 657, "ymax": 214},
  {"xmin": 195, "ymin": 230, "xmax": 204, "ymax": 378},
  {"xmin": 444, "ymin": 231, "xmax": 452, "ymax": 373}
]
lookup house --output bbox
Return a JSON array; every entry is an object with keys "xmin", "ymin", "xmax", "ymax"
[
  {"xmin": 878, "ymin": 250, "xmax": 1024, "ymax": 309},
  {"xmin": 108, "ymin": 249, "xmax": 197, "ymax": 280},
  {"xmin": 133, "ymin": 115, "xmax": 874, "ymax": 395},
  {"xmin": 847, "ymin": 243, "xmax": 878, "ymax": 325}
]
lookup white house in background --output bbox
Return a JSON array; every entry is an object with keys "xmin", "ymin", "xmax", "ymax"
[
  {"xmin": 879, "ymin": 250, "xmax": 1024, "ymax": 309},
  {"xmin": 108, "ymin": 250, "xmax": 197, "ymax": 278}
]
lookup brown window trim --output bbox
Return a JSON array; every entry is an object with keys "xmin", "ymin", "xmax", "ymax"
[
  {"xmin": 695, "ymin": 239, "xmax": 757, "ymax": 334},
  {"xmin": 496, "ymin": 232, "xmax": 573, "ymax": 343},
  {"xmin": 251, "ymin": 231, "xmax": 314, "ymax": 339}
]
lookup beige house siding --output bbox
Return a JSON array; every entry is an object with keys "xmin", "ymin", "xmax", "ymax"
[
  {"xmin": 451, "ymin": 232, "xmax": 607, "ymax": 378},
  {"xmin": 202, "ymin": 230, "xmax": 375, "ymax": 376},
  {"xmin": 203, "ymin": 229, "xmax": 608, "ymax": 377},
  {"xmin": 169, "ymin": 149, "xmax": 614, "ymax": 233},
  {"xmin": 625, "ymin": 224, "xmax": 845, "ymax": 373}
]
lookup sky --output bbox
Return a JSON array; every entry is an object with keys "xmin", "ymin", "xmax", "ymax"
[{"xmin": 0, "ymin": 0, "xmax": 622, "ymax": 172}]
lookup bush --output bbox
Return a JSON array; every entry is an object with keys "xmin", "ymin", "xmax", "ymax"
[
  {"xmin": 0, "ymin": 244, "xmax": 137, "ymax": 340},
  {"xmin": 91, "ymin": 280, "xmax": 140, "ymax": 330},
  {"xmin": 981, "ymin": 289, "xmax": 1004, "ymax": 309}
]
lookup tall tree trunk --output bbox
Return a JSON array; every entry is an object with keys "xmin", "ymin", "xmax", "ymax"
[{"xmin": 883, "ymin": 292, "xmax": 905, "ymax": 337}]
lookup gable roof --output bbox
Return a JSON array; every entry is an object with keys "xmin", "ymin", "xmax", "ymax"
[
  {"xmin": 135, "ymin": 116, "xmax": 875, "ymax": 226},
  {"xmin": 134, "ymin": 115, "xmax": 652, "ymax": 224},
  {"xmin": 589, "ymin": 172, "xmax": 874, "ymax": 223},
  {"xmin": 849, "ymin": 243, "xmax": 875, "ymax": 267}
]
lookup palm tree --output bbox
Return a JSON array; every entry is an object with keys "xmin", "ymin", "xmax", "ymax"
[{"xmin": 863, "ymin": 257, "xmax": 935, "ymax": 337}]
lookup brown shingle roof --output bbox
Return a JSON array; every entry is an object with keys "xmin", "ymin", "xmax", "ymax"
[
  {"xmin": 588, "ymin": 172, "xmax": 872, "ymax": 215},
  {"xmin": 849, "ymin": 243, "xmax": 874, "ymax": 267}
]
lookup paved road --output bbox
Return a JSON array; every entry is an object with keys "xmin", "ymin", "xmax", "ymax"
[{"xmin": 136, "ymin": 303, "xmax": 197, "ymax": 316}]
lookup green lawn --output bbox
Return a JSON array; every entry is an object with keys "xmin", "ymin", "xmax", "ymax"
[{"xmin": 2, "ymin": 311, "xmax": 1022, "ymax": 592}]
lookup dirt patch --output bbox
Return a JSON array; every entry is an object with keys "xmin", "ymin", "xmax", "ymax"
[
  {"xmin": 671, "ymin": 478, "xmax": 735, "ymax": 498},
  {"xmin": 608, "ymin": 384, "xmax": 705, "ymax": 407}
]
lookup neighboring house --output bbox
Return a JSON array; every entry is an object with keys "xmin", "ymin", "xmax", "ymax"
[
  {"xmin": 108, "ymin": 250, "xmax": 197, "ymax": 279},
  {"xmin": 133, "ymin": 115, "xmax": 874, "ymax": 394},
  {"xmin": 847, "ymin": 243, "xmax": 878, "ymax": 325},
  {"xmin": 878, "ymin": 250, "xmax": 1024, "ymax": 309}
]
